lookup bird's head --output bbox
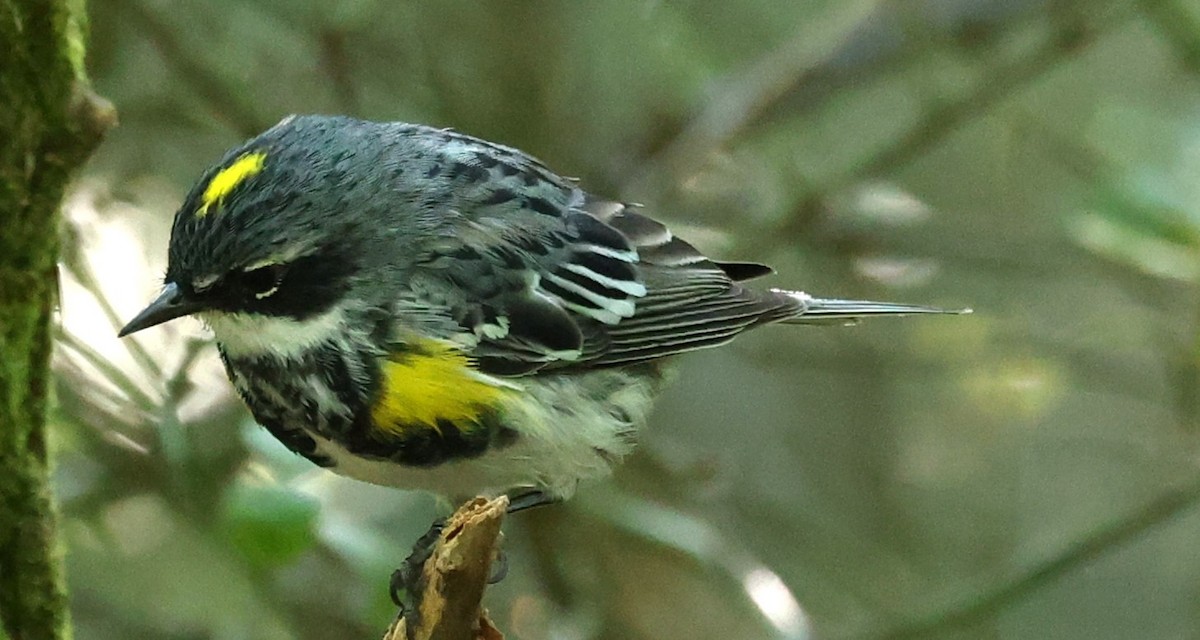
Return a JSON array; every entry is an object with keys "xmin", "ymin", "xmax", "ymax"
[{"xmin": 119, "ymin": 116, "xmax": 387, "ymax": 356}]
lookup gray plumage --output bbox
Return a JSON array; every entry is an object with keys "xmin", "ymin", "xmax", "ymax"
[
  {"xmin": 127, "ymin": 114, "xmax": 968, "ymax": 499},
  {"xmin": 167, "ymin": 115, "xmax": 963, "ymax": 377}
]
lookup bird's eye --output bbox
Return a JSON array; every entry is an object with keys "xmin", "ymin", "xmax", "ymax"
[{"xmin": 240, "ymin": 263, "xmax": 288, "ymax": 299}]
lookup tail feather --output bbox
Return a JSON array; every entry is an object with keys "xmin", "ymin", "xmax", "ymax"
[{"xmin": 775, "ymin": 289, "xmax": 972, "ymax": 325}]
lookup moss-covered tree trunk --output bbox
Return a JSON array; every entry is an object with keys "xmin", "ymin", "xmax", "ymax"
[{"xmin": 0, "ymin": 1, "xmax": 113, "ymax": 639}]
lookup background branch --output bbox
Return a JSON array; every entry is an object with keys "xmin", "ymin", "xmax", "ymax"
[
  {"xmin": 878, "ymin": 474, "xmax": 1200, "ymax": 639},
  {"xmin": 765, "ymin": 1, "xmax": 1132, "ymax": 244}
]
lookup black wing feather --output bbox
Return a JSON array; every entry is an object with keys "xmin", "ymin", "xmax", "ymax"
[{"xmin": 403, "ymin": 126, "xmax": 795, "ymax": 374}]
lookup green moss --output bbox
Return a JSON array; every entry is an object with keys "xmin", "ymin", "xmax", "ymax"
[{"xmin": 0, "ymin": 1, "xmax": 111, "ymax": 639}]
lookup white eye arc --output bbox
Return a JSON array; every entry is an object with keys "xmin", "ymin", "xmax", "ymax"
[{"xmin": 240, "ymin": 262, "xmax": 288, "ymax": 300}]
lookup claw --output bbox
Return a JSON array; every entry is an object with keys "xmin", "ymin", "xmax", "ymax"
[
  {"xmin": 487, "ymin": 549, "xmax": 509, "ymax": 584},
  {"xmin": 390, "ymin": 518, "xmax": 446, "ymax": 611}
]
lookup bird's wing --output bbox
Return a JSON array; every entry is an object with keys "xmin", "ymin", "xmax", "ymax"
[
  {"xmin": 408, "ymin": 169, "xmax": 796, "ymax": 375},
  {"xmin": 574, "ymin": 196, "xmax": 799, "ymax": 367},
  {"xmin": 401, "ymin": 128, "xmax": 963, "ymax": 373}
]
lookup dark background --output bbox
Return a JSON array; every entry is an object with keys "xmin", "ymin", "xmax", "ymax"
[{"xmin": 52, "ymin": 1, "xmax": 1200, "ymax": 638}]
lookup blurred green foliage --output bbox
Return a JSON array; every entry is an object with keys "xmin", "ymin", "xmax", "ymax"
[
  {"xmin": 48, "ymin": 0, "xmax": 1200, "ymax": 638},
  {"xmin": 219, "ymin": 482, "xmax": 319, "ymax": 571}
]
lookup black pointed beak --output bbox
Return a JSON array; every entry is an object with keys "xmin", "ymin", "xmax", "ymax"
[{"xmin": 118, "ymin": 282, "xmax": 206, "ymax": 337}]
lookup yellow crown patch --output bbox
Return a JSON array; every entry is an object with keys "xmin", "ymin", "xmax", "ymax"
[{"xmin": 196, "ymin": 151, "xmax": 267, "ymax": 218}]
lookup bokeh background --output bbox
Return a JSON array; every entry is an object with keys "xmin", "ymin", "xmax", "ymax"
[{"xmin": 52, "ymin": 0, "xmax": 1200, "ymax": 638}]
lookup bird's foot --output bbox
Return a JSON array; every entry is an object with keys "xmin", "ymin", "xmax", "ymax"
[
  {"xmin": 389, "ymin": 491, "xmax": 558, "ymax": 616},
  {"xmin": 389, "ymin": 516, "xmax": 445, "ymax": 611}
]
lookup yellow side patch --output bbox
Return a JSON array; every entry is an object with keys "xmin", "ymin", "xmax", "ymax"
[
  {"xmin": 196, "ymin": 151, "xmax": 267, "ymax": 217},
  {"xmin": 370, "ymin": 340, "xmax": 509, "ymax": 435}
]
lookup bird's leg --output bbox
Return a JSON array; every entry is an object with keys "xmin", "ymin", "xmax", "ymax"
[{"xmin": 506, "ymin": 488, "xmax": 558, "ymax": 515}]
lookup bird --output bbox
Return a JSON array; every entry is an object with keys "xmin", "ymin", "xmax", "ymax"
[{"xmin": 119, "ymin": 114, "xmax": 967, "ymax": 513}]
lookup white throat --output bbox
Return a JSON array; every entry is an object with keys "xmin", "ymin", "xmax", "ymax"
[{"xmin": 203, "ymin": 306, "xmax": 346, "ymax": 359}]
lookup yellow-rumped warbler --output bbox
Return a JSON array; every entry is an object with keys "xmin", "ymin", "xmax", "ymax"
[{"xmin": 119, "ymin": 115, "xmax": 967, "ymax": 510}]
